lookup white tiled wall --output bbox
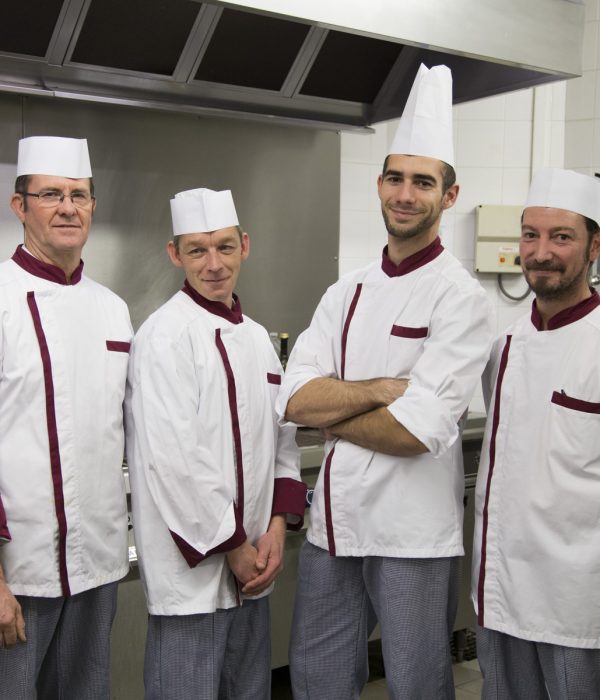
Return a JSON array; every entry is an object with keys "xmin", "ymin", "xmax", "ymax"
[{"xmin": 565, "ymin": 0, "xmax": 600, "ymax": 175}]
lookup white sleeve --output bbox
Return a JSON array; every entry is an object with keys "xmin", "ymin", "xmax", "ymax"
[
  {"xmin": 126, "ymin": 326, "xmax": 240, "ymax": 557},
  {"xmin": 276, "ymin": 282, "xmax": 343, "ymax": 424},
  {"xmin": 387, "ymin": 285, "xmax": 494, "ymax": 457}
]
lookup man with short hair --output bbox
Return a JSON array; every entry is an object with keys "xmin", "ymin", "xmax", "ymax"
[
  {"xmin": 125, "ymin": 187, "xmax": 306, "ymax": 699},
  {"xmin": 279, "ymin": 65, "xmax": 493, "ymax": 699},
  {"xmin": 472, "ymin": 168, "xmax": 600, "ymax": 699},
  {"xmin": 0, "ymin": 136, "xmax": 132, "ymax": 698}
]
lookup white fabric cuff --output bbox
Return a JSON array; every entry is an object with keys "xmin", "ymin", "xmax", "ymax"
[{"xmin": 387, "ymin": 383, "xmax": 459, "ymax": 458}]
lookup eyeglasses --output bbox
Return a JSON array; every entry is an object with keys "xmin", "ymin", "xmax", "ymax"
[{"xmin": 21, "ymin": 190, "xmax": 95, "ymax": 209}]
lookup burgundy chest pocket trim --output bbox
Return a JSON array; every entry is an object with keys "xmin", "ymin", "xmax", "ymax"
[
  {"xmin": 551, "ymin": 391, "xmax": 600, "ymax": 414},
  {"xmin": 391, "ymin": 325, "xmax": 428, "ymax": 339},
  {"xmin": 106, "ymin": 341, "xmax": 131, "ymax": 353},
  {"xmin": 267, "ymin": 372, "xmax": 281, "ymax": 385}
]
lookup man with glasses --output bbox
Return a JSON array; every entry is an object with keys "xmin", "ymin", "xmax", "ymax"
[{"xmin": 0, "ymin": 136, "xmax": 132, "ymax": 698}]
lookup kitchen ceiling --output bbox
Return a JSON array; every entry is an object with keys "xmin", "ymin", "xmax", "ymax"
[{"xmin": 0, "ymin": 0, "xmax": 585, "ymax": 131}]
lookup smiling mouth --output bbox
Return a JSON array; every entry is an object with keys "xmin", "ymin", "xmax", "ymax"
[{"xmin": 390, "ymin": 208, "xmax": 420, "ymax": 217}]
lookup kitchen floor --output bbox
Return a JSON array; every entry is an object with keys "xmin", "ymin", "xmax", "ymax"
[{"xmin": 271, "ymin": 642, "xmax": 483, "ymax": 699}]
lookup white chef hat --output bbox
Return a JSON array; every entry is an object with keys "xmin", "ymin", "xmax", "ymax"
[
  {"xmin": 389, "ymin": 63, "xmax": 454, "ymax": 167},
  {"xmin": 170, "ymin": 188, "xmax": 239, "ymax": 236},
  {"xmin": 524, "ymin": 168, "xmax": 600, "ymax": 225},
  {"xmin": 17, "ymin": 136, "xmax": 92, "ymax": 178}
]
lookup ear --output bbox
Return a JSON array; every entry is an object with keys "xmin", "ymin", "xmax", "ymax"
[
  {"xmin": 10, "ymin": 193, "xmax": 26, "ymax": 224},
  {"xmin": 166, "ymin": 240, "xmax": 183, "ymax": 268},
  {"xmin": 376, "ymin": 174, "xmax": 384, "ymax": 199},
  {"xmin": 240, "ymin": 232, "xmax": 250, "ymax": 261},
  {"xmin": 589, "ymin": 231, "xmax": 600, "ymax": 264},
  {"xmin": 441, "ymin": 184, "xmax": 459, "ymax": 211}
]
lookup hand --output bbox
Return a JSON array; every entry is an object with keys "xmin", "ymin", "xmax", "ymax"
[
  {"xmin": 226, "ymin": 541, "xmax": 260, "ymax": 586},
  {"xmin": 242, "ymin": 515, "xmax": 286, "ymax": 596},
  {"xmin": 0, "ymin": 580, "xmax": 26, "ymax": 649}
]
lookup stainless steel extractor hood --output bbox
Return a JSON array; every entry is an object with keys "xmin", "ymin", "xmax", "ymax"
[{"xmin": 0, "ymin": 0, "xmax": 585, "ymax": 131}]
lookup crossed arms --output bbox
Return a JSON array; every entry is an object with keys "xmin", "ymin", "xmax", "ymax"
[{"xmin": 285, "ymin": 376, "xmax": 428, "ymax": 457}]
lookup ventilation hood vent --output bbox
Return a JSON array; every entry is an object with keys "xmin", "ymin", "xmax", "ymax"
[{"xmin": 0, "ymin": 0, "xmax": 584, "ymax": 131}]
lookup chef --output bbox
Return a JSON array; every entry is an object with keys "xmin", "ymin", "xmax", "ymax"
[
  {"xmin": 125, "ymin": 187, "xmax": 306, "ymax": 699},
  {"xmin": 0, "ymin": 136, "xmax": 132, "ymax": 698},
  {"xmin": 278, "ymin": 64, "xmax": 493, "ymax": 699},
  {"xmin": 472, "ymin": 168, "xmax": 600, "ymax": 699}
]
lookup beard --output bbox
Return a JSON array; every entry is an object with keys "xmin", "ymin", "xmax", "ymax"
[
  {"xmin": 381, "ymin": 202, "xmax": 442, "ymax": 241},
  {"xmin": 523, "ymin": 259, "xmax": 590, "ymax": 301}
]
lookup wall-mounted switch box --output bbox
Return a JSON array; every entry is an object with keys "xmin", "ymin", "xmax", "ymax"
[{"xmin": 475, "ymin": 205, "xmax": 522, "ymax": 274}]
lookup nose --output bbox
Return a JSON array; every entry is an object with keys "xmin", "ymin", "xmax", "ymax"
[
  {"xmin": 394, "ymin": 181, "xmax": 416, "ymax": 203},
  {"xmin": 532, "ymin": 238, "xmax": 553, "ymax": 263},
  {"xmin": 56, "ymin": 193, "xmax": 77, "ymax": 215},
  {"xmin": 206, "ymin": 248, "xmax": 223, "ymax": 272}
]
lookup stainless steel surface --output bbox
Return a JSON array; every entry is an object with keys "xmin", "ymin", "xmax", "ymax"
[
  {"xmin": 0, "ymin": 0, "xmax": 584, "ymax": 130},
  {"xmin": 0, "ymin": 93, "xmax": 339, "ymax": 342}
]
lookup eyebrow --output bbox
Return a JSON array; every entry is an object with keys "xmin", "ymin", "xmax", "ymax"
[
  {"xmin": 383, "ymin": 169, "xmax": 438, "ymax": 184},
  {"xmin": 183, "ymin": 236, "xmax": 237, "ymax": 250},
  {"xmin": 522, "ymin": 225, "xmax": 578, "ymax": 234}
]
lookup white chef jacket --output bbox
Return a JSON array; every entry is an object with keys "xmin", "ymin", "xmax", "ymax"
[
  {"xmin": 277, "ymin": 239, "xmax": 493, "ymax": 558},
  {"xmin": 472, "ymin": 291, "xmax": 600, "ymax": 649},
  {"xmin": 0, "ymin": 245, "xmax": 132, "ymax": 598},
  {"xmin": 125, "ymin": 282, "xmax": 305, "ymax": 616}
]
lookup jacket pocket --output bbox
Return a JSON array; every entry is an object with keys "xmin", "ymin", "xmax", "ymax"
[
  {"xmin": 106, "ymin": 340, "xmax": 131, "ymax": 353},
  {"xmin": 387, "ymin": 325, "xmax": 428, "ymax": 376},
  {"xmin": 390, "ymin": 324, "xmax": 428, "ymax": 339},
  {"xmin": 267, "ymin": 372, "xmax": 281, "ymax": 385},
  {"xmin": 551, "ymin": 390, "xmax": 600, "ymax": 414}
]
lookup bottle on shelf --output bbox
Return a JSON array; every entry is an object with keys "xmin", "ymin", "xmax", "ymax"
[{"xmin": 278, "ymin": 332, "xmax": 289, "ymax": 370}]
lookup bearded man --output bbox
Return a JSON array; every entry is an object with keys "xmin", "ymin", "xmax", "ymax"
[{"xmin": 472, "ymin": 168, "xmax": 600, "ymax": 700}]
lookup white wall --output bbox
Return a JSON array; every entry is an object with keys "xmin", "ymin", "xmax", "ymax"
[
  {"xmin": 337, "ymin": 3, "xmax": 600, "ymax": 413},
  {"xmin": 565, "ymin": 0, "xmax": 600, "ymax": 174}
]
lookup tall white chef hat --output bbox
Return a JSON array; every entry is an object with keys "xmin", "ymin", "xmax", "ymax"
[
  {"xmin": 524, "ymin": 168, "xmax": 600, "ymax": 225},
  {"xmin": 389, "ymin": 64, "xmax": 454, "ymax": 167},
  {"xmin": 170, "ymin": 188, "xmax": 239, "ymax": 236},
  {"xmin": 16, "ymin": 136, "xmax": 92, "ymax": 178}
]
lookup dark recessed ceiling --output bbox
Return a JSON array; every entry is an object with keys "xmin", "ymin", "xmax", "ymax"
[
  {"xmin": 72, "ymin": 0, "xmax": 198, "ymax": 75},
  {"xmin": 195, "ymin": 8, "xmax": 310, "ymax": 91},
  {"xmin": 300, "ymin": 32, "xmax": 402, "ymax": 103},
  {"xmin": 0, "ymin": 0, "xmax": 580, "ymax": 130},
  {"xmin": 0, "ymin": 0, "xmax": 63, "ymax": 57}
]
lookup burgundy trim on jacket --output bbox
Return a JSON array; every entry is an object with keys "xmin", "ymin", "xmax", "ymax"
[
  {"xmin": 551, "ymin": 390, "xmax": 600, "ymax": 414},
  {"xmin": 170, "ymin": 505, "xmax": 246, "ymax": 568},
  {"xmin": 477, "ymin": 335, "xmax": 512, "ymax": 625},
  {"xmin": 215, "ymin": 327, "xmax": 245, "ymax": 515},
  {"xmin": 323, "ymin": 446, "xmax": 337, "ymax": 556},
  {"xmin": 341, "ymin": 284, "xmax": 362, "ymax": 380},
  {"xmin": 12, "ymin": 245, "xmax": 83, "ymax": 285},
  {"xmin": 391, "ymin": 325, "xmax": 429, "ymax": 339},
  {"xmin": 182, "ymin": 280, "xmax": 244, "ymax": 324},
  {"xmin": 272, "ymin": 477, "xmax": 307, "ymax": 531},
  {"xmin": 26, "ymin": 291, "xmax": 71, "ymax": 597},
  {"xmin": 381, "ymin": 237, "xmax": 444, "ymax": 278},
  {"xmin": 106, "ymin": 340, "xmax": 131, "ymax": 353},
  {"xmin": 530, "ymin": 289, "xmax": 600, "ymax": 331},
  {"xmin": 0, "ymin": 493, "xmax": 10, "ymax": 542}
]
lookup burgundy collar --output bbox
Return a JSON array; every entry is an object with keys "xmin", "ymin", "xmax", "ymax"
[
  {"xmin": 182, "ymin": 279, "xmax": 244, "ymax": 324},
  {"xmin": 531, "ymin": 289, "xmax": 600, "ymax": 331},
  {"xmin": 381, "ymin": 237, "xmax": 444, "ymax": 278},
  {"xmin": 12, "ymin": 245, "xmax": 83, "ymax": 285}
]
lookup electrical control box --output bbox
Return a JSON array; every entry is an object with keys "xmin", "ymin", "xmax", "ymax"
[{"xmin": 474, "ymin": 205, "xmax": 522, "ymax": 274}]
